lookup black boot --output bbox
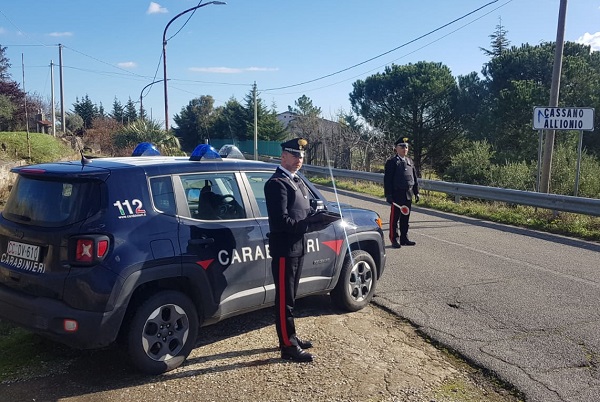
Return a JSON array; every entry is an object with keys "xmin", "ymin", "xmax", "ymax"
[
  {"xmin": 400, "ymin": 236, "xmax": 415, "ymax": 246},
  {"xmin": 281, "ymin": 345, "xmax": 313, "ymax": 362}
]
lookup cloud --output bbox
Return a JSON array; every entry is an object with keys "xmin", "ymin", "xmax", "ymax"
[
  {"xmin": 188, "ymin": 66, "xmax": 279, "ymax": 74},
  {"xmin": 147, "ymin": 2, "xmax": 168, "ymax": 14},
  {"xmin": 48, "ymin": 32, "xmax": 73, "ymax": 37},
  {"xmin": 117, "ymin": 62, "xmax": 137, "ymax": 69},
  {"xmin": 577, "ymin": 32, "xmax": 600, "ymax": 52}
]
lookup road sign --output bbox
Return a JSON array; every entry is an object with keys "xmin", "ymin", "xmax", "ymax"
[{"xmin": 533, "ymin": 107, "xmax": 595, "ymax": 131}]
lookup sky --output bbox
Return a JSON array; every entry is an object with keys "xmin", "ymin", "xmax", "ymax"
[{"xmin": 1, "ymin": 0, "xmax": 599, "ymax": 128}]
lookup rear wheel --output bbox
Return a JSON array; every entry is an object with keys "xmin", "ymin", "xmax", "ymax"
[
  {"xmin": 331, "ymin": 250, "xmax": 377, "ymax": 312},
  {"xmin": 126, "ymin": 290, "xmax": 199, "ymax": 374}
]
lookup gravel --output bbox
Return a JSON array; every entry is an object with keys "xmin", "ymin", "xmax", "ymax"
[{"xmin": 0, "ymin": 295, "xmax": 522, "ymax": 402}]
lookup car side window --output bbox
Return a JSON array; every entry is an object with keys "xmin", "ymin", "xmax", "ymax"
[
  {"xmin": 180, "ymin": 173, "xmax": 246, "ymax": 220},
  {"xmin": 149, "ymin": 176, "xmax": 176, "ymax": 215},
  {"xmin": 245, "ymin": 172, "xmax": 271, "ymax": 217}
]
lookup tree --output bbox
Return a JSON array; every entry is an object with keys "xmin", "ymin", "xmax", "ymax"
[
  {"xmin": 480, "ymin": 17, "xmax": 510, "ymax": 57},
  {"xmin": 0, "ymin": 45, "xmax": 11, "ymax": 81},
  {"xmin": 243, "ymin": 91, "xmax": 285, "ymax": 142},
  {"xmin": 113, "ymin": 119, "xmax": 181, "ymax": 156},
  {"xmin": 481, "ymin": 41, "xmax": 600, "ymax": 161},
  {"xmin": 0, "ymin": 94, "xmax": 16, "ymax": 131},
  {"xmin": 124, "ymin": 97, "xmax": 138, "ymax": 123},
  {"xmin": 0, "ymin": 80, "xmax": 28, "ymax": 131},
  {"xmin": 212, "ymin": 97, "xmax": 248, "ymax": 141},
  {"xmin": 350, "ymin": 61, "xmax": 462, "ymax": 170},
  {"xmin": 288, "ymin": 94, "xmax": 321, "ymax": 117},
  {"xmin": 65, "ymin": 112, "xmax": 84, "ymax": 134},
  {"xmin": 73, "ymin": 95, "xmax": 99, "ymax": 129},
  {"xmin": 111, "ymin": 98, "xmax": 125, "ymax": 123},
  {"xmin": 173, "ymin": 95, "xmax": 218, "ymax": 151}
]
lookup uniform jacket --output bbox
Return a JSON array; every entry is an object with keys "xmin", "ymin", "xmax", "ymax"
[
  {"xmin": 264, "ymin": 167, "xmax": 311, "ymax": 258},
  {"xmin": 384, "ymin": 155, "xmax": 419, "ymax": 199}
]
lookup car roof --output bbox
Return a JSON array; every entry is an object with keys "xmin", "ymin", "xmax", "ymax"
[{"xmin": 13, "ymin": 156, "xmax": 280, "ymax": 178}]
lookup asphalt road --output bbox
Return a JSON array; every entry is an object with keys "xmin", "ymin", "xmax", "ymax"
[{"xmin": 319, "ymin": 186, "xmax": 600, "ymax": 402}]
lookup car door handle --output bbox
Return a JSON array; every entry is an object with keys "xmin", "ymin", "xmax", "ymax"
[{"xmin": 189, "ymin": 238, "xmax": 215, "ymax": 246}]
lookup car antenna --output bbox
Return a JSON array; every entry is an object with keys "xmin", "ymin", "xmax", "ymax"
[{"xmin": 80, "ymin": 150, "xmax": 92, "ymax": 166}]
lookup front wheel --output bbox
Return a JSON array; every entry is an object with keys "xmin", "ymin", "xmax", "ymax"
[
  {"xmin": 331, "ymin": 250, "xmax": 377, "ymax": 312},
  {"xmin": 126, "ymin": 290, "xmax": 199, "ymax": 374}
]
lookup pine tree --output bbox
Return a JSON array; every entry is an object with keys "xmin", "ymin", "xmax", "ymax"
[{"xmin": 480, "ymin": 17, "xmax": 510, "ymax": 57}]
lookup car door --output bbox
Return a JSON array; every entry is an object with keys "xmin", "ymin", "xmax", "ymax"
[
  {"xmin": 176, "ymin": 172, "xmax": 267, "ymax": 318},
  {"xmin": 242, "ymin": 171, "xmax": 339, "ymax": 305}
]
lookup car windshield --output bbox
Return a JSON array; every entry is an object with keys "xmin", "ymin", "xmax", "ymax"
[{"xmin": 2, "ymin": 175, "xmax": 103, "ymax": 227}]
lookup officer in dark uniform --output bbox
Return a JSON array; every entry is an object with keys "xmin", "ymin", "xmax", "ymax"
[
  {"xmin": 384, "ymin": 137, "xmax": 420, "ymax": 248},
  {"xmin": 264, "ymin": 137, "xmax": 326, "ymax": 362}
]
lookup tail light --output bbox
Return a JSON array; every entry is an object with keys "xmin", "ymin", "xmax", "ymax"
[{"xmin": 69, "ymin": 235, "xmax": 110, "ymax": 265}]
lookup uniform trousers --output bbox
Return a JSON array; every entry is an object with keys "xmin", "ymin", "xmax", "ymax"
[
  {"xmin": 389, "ymin": 192, "xmax": 412, "ymax": 242},
  {"xmin": 272, "ymin": 255, "xmax": 304, "ymax": 348}
]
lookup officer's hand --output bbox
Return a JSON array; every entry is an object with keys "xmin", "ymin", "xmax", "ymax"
[
  {"xmin": 415, "ymin": 194, "xmax": 420, "ymax": 203},
  {"xmin": 305, "ymin": 213, "xmax": 330, "ymax": 232},
  {"xmin": 385, "ymin": 196, "xmax": 393, "ymax": 205},
  {"xmin": 305, "ymin": 213, "xmax": 325, "ymax": 224}
]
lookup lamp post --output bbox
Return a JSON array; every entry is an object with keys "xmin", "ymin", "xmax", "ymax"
[
  {"xmin": 163, "ymin": 1, "xmax": 226, "ymax": 132},
  {"xmin": 140, "ymin": 79, "xmax": 167, "ymax": 120}
]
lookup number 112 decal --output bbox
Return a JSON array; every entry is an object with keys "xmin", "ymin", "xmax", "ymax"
[{"xmin": 113, "ymin": 199, "xmax": 146, "ymax": 219}]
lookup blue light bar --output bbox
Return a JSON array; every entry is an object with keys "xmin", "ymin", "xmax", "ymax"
[
  {"xmin": 189, "ymin": 144, "xmax": 222, "ymax": 161},
  {"xmin": 132, "ymin": 142, "xmax": 161, "ymax": 156}
]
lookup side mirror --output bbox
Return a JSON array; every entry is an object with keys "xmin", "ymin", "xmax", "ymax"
[{"xmin": 310, "ymin": 199, "xmax": 325, "ymax": 212}]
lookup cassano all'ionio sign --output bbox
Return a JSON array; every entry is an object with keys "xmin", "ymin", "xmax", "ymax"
[{"xmin": 533, "ymin": 107, "xmax": 595, "ymax": 131}]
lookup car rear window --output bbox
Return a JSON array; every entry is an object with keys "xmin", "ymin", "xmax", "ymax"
[{"xmin": 3, "ymin": 175, "xmax": 103, "ymax": 227}]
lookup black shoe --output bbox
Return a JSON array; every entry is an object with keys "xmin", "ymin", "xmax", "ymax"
[
  {"xmin": 296, "ymin": 338, "xmax": 313, "ymax": 349},
  {"xmin": 281, "ymin": 346, "xmax": 313, "ymax": 362},
  {"xmin": 391, "ymin": 240, "xmax": 401, "ymax": 249},
  {"xmin": 400, "ymin": 238, "xmax": 416, "ymax": 246}
]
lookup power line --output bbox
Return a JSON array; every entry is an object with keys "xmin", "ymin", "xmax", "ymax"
[
  {"xmin": 264, "ymin": 0, "xmax": 514, "ymax": 97},
  {"xmin": 264, "ymin": 0, "xmax": 503, "ymax": 92}
]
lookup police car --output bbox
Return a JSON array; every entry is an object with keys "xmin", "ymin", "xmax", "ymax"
[{"xmin": 0, "ymin": 144, "xmax": 386, "ymax": 374}]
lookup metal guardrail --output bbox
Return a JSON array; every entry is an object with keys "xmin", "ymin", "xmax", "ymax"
[{"xmin": 301, "ymin": 164, "xmax": 600, "ymax": 217}]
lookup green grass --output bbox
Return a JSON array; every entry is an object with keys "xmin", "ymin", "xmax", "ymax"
[
  {"xmin": 0, "ymin": 321, "xmax": 77, "ymax": 382},
  {"xmin": 0, "ymin": 131, "xmax": 79, "ymax": 164},
  {"xmin": 310, "ymin": 176, "xmax": 600, "ymax": 242}
]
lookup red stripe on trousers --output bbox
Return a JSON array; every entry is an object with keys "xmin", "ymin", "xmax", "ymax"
[
  {"xmin": 278, "ymin": 256, "xmax": 291, "ymax": 346},
  {"xmin": 389, "ymin": 204, "xmax": 396, "ymax": 241}
]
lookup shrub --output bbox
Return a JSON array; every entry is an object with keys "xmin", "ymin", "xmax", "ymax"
[{"xmin": 443, "ymin": 140, "xmax": 494, "ymax": 184}]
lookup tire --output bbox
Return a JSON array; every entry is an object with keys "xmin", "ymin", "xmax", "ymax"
[
  {"xmin": 126, "ymin": 290, "xmax": 199, "ymax": 375},
  {"xmin": 331, "ymin": 249, "xmax": 378, "ymax": 312}
]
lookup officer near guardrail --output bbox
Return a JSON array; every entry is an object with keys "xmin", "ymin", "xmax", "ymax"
[
  {"xmin": 264, "ymin": 137, "xmax": 327, "ymax": 362},
  {"xmin": 384, "ymin": 137, "xmax": 420, "ymax": 248}
]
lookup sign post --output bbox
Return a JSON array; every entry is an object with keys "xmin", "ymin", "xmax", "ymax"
[{"xmin": 533, "ymin": 107, "xmax": 595, "ymax": 195}]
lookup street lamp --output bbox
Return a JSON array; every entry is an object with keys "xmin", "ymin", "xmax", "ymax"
[
  {"xmin": 163, "ymin": 1, "xmax": 226, "ymax": 132},
  {"xmin": 140, "ymin": 79, "xmax": 167, "ymax": 120}
]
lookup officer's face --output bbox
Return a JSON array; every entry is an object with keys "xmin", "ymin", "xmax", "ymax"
[
  {"xmin": 396, "ymin": 144, "xmax": 408, "ymax": 156},
  {"xmin": 281, "ymin": 151, "xmax": 303, "ymax": 173}
]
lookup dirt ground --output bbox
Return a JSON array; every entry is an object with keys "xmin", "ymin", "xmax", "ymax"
[{"xmin": 0, "ymin": 295, "xmax": 522, "ymax": 402}]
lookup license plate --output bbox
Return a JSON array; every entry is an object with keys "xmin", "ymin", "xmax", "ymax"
[{"xmin": 7, "ymin": 241, "xmax": 40, "ymax": 262}]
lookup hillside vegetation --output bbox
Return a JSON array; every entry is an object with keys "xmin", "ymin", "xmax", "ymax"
[
  {"xmin": 0, "ymin": 132, "xmax": 79, "ymax": 164},
  {"xmin": 1, "ymin": 131, "xmax": 598, "ymax": 242}
]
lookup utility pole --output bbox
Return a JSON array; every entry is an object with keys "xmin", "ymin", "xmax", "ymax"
[
  {"xmin": 21, "ymin": 54, "xmax": 29, "ymax": 134},
  {"xmin": 50, "ymin": 60, "xmax": 56, "ymax": 136},
  {"xmin": 253, "ymin": 82, "xmax": 258, "ymax": 160},
  {"xmin": 539, "ymin": 0, "xmax": 568, "ymax": 193},
  {"xmin": 59, "ymin": 44, "xmax": 66, "ymax": 134}
]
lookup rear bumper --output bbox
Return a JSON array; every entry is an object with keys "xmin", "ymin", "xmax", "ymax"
[{"xmin": 0, "ymin": 282, "xmax": 123, "ymax": 349}]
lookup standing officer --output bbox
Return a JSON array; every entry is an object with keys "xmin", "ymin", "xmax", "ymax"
[
  {"xmin": 264, "ymin": 137, "xmax": 325, "ymax": 362},
  {"xmin": 384, "ymin": 137, "xmax": 420, "ymax": 248}
]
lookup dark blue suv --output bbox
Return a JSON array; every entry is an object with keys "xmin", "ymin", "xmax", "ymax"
[{"xmin": 0, "ymin": 149, "xmax": 386, "ymax": 374}]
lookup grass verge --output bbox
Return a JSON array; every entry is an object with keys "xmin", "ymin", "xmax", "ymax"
[{"xmin": 309, "ymin": 176, "xmax": 600, "ymax": 242}]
